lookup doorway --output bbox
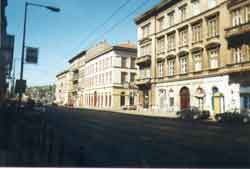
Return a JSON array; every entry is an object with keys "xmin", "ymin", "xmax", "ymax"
[{"xmin": 180, "ymin": 87, "xmax": 190, "ymax": 110}]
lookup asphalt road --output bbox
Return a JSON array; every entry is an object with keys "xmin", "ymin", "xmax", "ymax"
[{"xmin": 41, "ymin": 106, "xmax": 250, "ymax": 167}]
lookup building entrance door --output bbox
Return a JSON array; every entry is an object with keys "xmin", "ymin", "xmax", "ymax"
[{"xmin": 180, "ymin": 87, "xmax": 190, "ymax": 110}]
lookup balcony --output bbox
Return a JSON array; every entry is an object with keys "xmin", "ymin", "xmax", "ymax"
[
  {"xmin": 225, "ymin": 22, "xmax": 250, "ymax": 39},
  {"xmin": 72, "ymin": 74, "xmax": 79, "ymax": 81},
  {"xmin": 227, "ymin": 0, "xmax": 246, "ymax": 8},
  {"xmin": 136, "ymin": 54, "xmax": 151, "ymax": 66}
]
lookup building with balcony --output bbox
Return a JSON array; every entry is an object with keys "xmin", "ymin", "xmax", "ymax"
[
  {"xmin": 67, "ymin": 50, "xmax": 86, "ymax": 107},
  {"xmin": 225, "ymin": 0, "xmax": 250, "ymax": 112},
  {"xmin": 83, "ymin": 41, "xmax": 137, "ymax": 110},
  {"xmin": 55, "ymin": 70, "xmax": 70, "ymax": 105},
  {"xmin": 135, "ymin": 0, "xmax": 250, "ymax": 116}
]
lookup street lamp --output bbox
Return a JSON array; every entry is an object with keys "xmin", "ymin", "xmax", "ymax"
[{"xmin": 18, "ymin": 2, "xmax": 60, "ymax": 103}]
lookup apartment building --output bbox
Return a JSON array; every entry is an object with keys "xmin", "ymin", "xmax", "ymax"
[
  {"xmin": 0, "ymin": 0, "xmax": 14, "ymax": 101},
  {"xmin": 55, "ymin": 70, "xmax": 70, "ymax": 105},
  {"xmin": 225, "ymin": 0, "xmax": 250, "ymax": 112},
  {"xmin": 67, "ymin": 50, "xmax": 86, "ymax": 107},
  {"xmin": 135, "ymin": 0, "xmax": 250, "ymax": 116},
  {"xmin": 83, "ymin": 41, "xmax": 137, "ymax": 109}
]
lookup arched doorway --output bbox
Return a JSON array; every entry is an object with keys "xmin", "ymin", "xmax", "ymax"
[{"xmin": 180, "ymin": 87, "xmax": 190, "ymax": 110}]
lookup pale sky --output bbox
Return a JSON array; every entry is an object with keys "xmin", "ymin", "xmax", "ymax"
[{"xmin": 6, "ymin": 0, "xmax": 160, "ymax": 87}]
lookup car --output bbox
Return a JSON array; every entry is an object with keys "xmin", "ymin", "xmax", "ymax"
[
  {"xmin": 176, "ymin": 107, "xmax": 210, "ymax": 120},
  {"xmin": 215, "ymin": 109, "xmax": 250, "ymax": 124}
]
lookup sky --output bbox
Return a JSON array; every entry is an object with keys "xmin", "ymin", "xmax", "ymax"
[{"xmin": 6, "ymin": 0, "xmax": 161, "ymax": 87}]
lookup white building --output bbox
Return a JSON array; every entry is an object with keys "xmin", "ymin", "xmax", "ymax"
[{"xmin": 83, "ymin": 41, "xmax": 138, "ymax": 109}]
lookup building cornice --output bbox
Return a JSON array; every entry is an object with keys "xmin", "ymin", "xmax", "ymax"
[{"xmin": 134, "ymin": 0, "xmax": 181, "ymax": 25}]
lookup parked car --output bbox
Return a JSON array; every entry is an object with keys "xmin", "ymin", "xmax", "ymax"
[
  {"xmin": 215, "ymin": 109, "xmax": 250, "ymax": 124},
  {"xmin": 176, "ymin": 107, "xmax": 210, "ymax": 120}
]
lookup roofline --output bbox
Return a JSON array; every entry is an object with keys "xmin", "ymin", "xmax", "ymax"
[
  {"xmin": 134, "ymin": 0, "xmax": 181, "ymax": 25},
  {"xmin": 56, "ymin": 70, "xmax": 69, "ymax": 78},
  {"xmin": 68, "ymin": 50, "xmax": 86, "ymax": 63},
  {"xmin": 85, "ymin": 46, "xmax": 137, "ymax": 63}
]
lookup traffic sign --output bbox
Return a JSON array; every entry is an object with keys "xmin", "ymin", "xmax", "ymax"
[{"xmin": 26, "ymin": 47, "xmax": 39, "ymax": 64}]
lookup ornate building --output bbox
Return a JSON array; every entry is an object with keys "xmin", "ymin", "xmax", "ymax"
[{"xmin": 135, "ymin": 0, "xmax": 250, "ymax": 116}]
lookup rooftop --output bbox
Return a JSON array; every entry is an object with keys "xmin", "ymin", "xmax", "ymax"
[
  {"xmin": 85, "ymin": 41, "xmax": 136, "ymax": 63},
  {"xmin": 68, "ymin": 50, "xmax": 86, "ymax": 64},
  {"xmin": 56, "ymin": 69, "xmax": 69, "ymax": 78},
  {"xmin": 134, "ymin": 0, "xmax": 181, "ymax": 25}
]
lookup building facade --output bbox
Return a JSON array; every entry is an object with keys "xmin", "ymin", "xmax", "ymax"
[
  {"xmin": 0, "ymin": 0, "xmax": 14, "ymax": 102},
  {"xmin": 83, "ymin": 41, "xmax": 137, "ymax": 110},
  {"xmin": 67, "ymin": 50, "xmax": 86, "ymax": 107},
  {"xmin": 135, "ymin": 0, "xmax": 250, "ymax": 116},
  {"xmin": 55, "ymin": 70, "xmax": 70, "ymax": 106}
]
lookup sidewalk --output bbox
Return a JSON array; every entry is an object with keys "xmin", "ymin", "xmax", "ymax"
[{"xmin": 81, "ymin": 106, "xmax": 178, "ymax": 119}]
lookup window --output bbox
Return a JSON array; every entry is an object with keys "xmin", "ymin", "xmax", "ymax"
[
  {"xmin": 157, "ymin": 36, "xmax": 165, "ymax": 54},
  {"xmin": 130, "ymin": 73, "xmax": 136, "ymax": 82},
  {"xmin": 192, "ymin": 22, "xmax": 202, "ymax": 43},
  {"xmin": 208, "ymin": 0, "xmax": 217, "ymax": 9},
  {"xmin": 131, "ymin": 58, "xmax": 136, "ymax": 68},
  {"xmin": 121, "ymin": 72, "xmax": 127, "ymax": 84},
  {"xmin": 120, "ymin": 92, "xmax": 125, "ymax": 106},
  {"xmin": 232, "ymin": 47, "xmax": 244, "ymax": 63},
  {"xmin": 168, "ymin": 11, "xmax": 175, "ymax": 26},
  {"xmin": 109, "ymin": 71, "xmax": 112, "ymax": 83},
  {"xmin": 246, "ymin": 6, "xmax": 250, "ymax": 23},
  {"xmin": 106, "ymin": 72, "xmax": 109, "ymax": 84},
  {"xmin": 121, "ymin": 57, "xmax": 127, "ymax": 68},
  {"xmin": 158, "ymin": 17, "xmax": 164, "ymax": 31},
  {"xmin": 168, "ymin": 59, "xmax": 175, "ymax": 76},
  {"xmin": 167, "ymin": 33, "xmax": 176, "ymax": 51},
  {"xmin": 109, "ymin": 92, "xmax": 112, "ymax": 107},
  {"xmin": 169, "ymin": 89, "xmax": 174, "ymax": 107},
  {"xmin": 179, "ymin": 28, "xmax": 188, "ymax": 47},
  {"xmin": 232, "ymin": 9, "xmax": 242, "ymax": 27},
  {"xmin": 158, "ymin": 61, "xmax": 164, "ymax": 78},
  {"xmin": 142, "ymin": 24, "xmax": 150, "ymax": 38},
  {"xmin": 242, "ymin": 96, "xmax": 250, "ymax": 109},
  {"xmin": 193, "ymin": 51, "xmax": 202, "ymax": 71},
  {"xmin": 192, "ymin": 0, "xmax": 200, "ymax": 16},
  {"xmin": 129, "ymin": 92, "xmax": 135, "ymax": 106},
  {"xmin": 179, "ymin": 5, "xmax": 187, "ymax": 22},
  {"xmin": 180, "ymin": 56, "xmax": 188, "ymax": 74},
  {"xmin": 207, "ymin": 16, "xmax": 219, "ymax": 38},
  {"xmin": 141, "ymin": 44, "xmax": 151, "ymax": 56},
  {"xmin": 208, "ymin": 48, "xmax": 219, "ymax": 69}
]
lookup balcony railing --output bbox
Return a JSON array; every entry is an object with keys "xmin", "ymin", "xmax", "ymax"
[
  {"xmin": 225, "ymin": 22, "xmax": 250, "ymax": 39},
  {"xmin": 135, "ymin": 54, "xmax": 151, "ymax": 65}
]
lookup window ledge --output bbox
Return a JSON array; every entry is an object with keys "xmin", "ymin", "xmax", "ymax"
[
  {"xmin": 192, "ymin": 40, "xmax": 203, "ymax": 45},
  {"xmin": 208, "ymin": 67, "xmax": 220, "ymax": 71},
  {"xmin": 207, "ymin": 34, "xmax": 220, "ymax": 41},
  {"xmin": 179, "ymin": 72, "xmax": 188, "ymax": 76},
  {"xmin": 157, "ymin": 51, "xmax": 165, "ymax": 55},
  {"xmin": 167, "ymin": 49, "xmax": 176, "ymax": 53},
  {"xmin": 192, "ymin": 70, "xmax": 203, "ymax": 74},
  {"xmin": 179, "ymin": 44, "xmax": 189, "ymax": 49}
]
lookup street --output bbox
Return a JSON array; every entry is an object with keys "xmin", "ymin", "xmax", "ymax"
[{"xmin": 39, "ymin": 106, "xmax": 250, "ymax": 167}]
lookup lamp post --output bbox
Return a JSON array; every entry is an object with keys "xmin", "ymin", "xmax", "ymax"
[{"xmin": 18, "ymin": 2, "xmax": 60, "ymax": 104}]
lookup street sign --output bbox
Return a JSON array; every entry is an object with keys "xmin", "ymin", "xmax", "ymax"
[
  {"xmin": 15, "ymin": 79, "xmax": 27, "ymax": 94},
  {"xmin": 26, "ymin": 47, "xmax": 39, "ymax": 64}
]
